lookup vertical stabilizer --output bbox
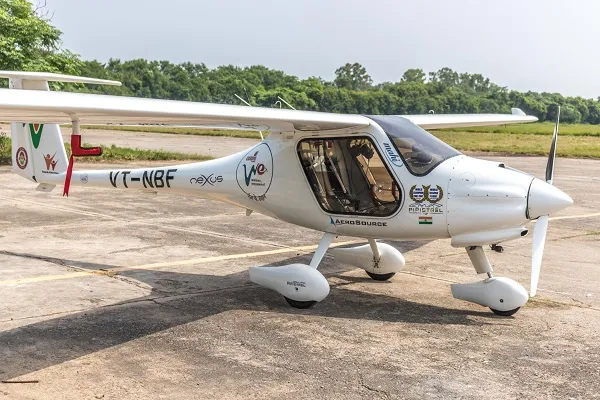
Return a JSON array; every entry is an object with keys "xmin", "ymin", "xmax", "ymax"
[
  {"xmin": 2, "ymin": 71, "xmax": 121, "ymax": 189},
  {"xmin": 9, "ymin": 78, "xmax": 68, "ymax": 186}
]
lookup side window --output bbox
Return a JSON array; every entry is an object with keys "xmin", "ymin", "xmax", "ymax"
[{"xmin": 297, "ymin": 137, "xmax": 401, "ymax": 216}]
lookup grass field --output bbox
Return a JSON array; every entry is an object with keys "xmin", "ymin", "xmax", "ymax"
[
  {"xmin": 63, "ymin": 143, "xmax": 213, "ymax": 162},
  {"xmin": 440, "ymin": 122, "xmax": 600, "ymax": 137},
  {"xmin": 78, "ymin": 122, "xmax": 600, "ymax": 158},
  {"xmin": 433, "ymin": 131, "xmax": 600, "ymax": 158},
  {"xmin": 434, "ymin": 122, "xmax": 600, "ymax": 158},
  {"xmin": 0, "ymin": 137, "xmax": 212, "ymax": 165},
  {"xmin": 81, "ymin": 125, "xmax": 263, "ymax": 139}
]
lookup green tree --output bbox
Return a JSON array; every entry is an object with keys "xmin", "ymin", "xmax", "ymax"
[
  {"xmin": 401, "ymin": 68, "xmax": 426, "ymax": 83},
  {"xmin": 434, "ymin": 67, "xmax": 460, "ymax": 86},
  {"xmin": 587, "ymin": 102, "xmax": 600, "ymax": 124},
  {"xmin": 334, "ymin": 62, "xmax": 372, "ymax": 90},
  {"xmin": 0, "ymin": 0, "xmax": 81, "ymax": 74},
  {"xmin": 559, "ymin": 104, "xmax": 582, "ymax": 123}
]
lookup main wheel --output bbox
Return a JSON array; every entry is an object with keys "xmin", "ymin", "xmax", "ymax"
[
  {"xmin": 284, "ymin": 297, "xmax": 317, "ymax": 309},
  {"xmin": 491, "ymin": 244, "xmax": 504, "ymax": 253},
  {"xmin": 490, "ymin": 307, "xmax": 520, "ymax": 316},
  {"xmin": 365, "ymin": 271, "xmax": 396, "ymax": 281}
]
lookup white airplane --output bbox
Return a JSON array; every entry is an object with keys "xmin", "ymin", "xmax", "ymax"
[{"xmin": 0, "ymin": 71, "xmax": 573, "ymax": 316}]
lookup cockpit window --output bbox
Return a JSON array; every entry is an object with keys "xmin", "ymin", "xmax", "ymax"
[
  {"xmin": 368, "ymin": 115, "xmax": 460, "ymax": 176},
  {"xmin": 298, "ymin": 137, "xmax": 401, "ymax": 216}
]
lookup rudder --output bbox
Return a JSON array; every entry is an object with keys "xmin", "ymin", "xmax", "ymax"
[{"xmin": 11, "ymin": 122, "xmax": 68, "ymax": 184}]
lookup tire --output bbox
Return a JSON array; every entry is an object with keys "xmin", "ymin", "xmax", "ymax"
[
  {"xmin": 284, "ymin": 297, "xmax": 317, "ymax": 309},
  {"xmin": 365, "ymin": 271, "xmax": 396, "ymax": 281},
  {"xmin": 490, "ymin": 307, "xmax": 520, "ymax": 316}
]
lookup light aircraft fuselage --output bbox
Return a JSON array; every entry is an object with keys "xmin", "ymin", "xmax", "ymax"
[{"xmin": 0, "ymin": 71, "xmax": 573, "ymax": 315}]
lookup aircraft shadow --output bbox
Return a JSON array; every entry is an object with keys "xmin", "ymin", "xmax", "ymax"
[{"xmin": 0, "ymin": 241, "xmax": 496, "ymax": 381}]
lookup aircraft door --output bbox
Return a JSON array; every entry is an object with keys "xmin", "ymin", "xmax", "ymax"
[{"xmin": 297, "ymin": 137, "xmax": 401, "ymax": 217}]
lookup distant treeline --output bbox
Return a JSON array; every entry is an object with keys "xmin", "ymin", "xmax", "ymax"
[
  {"xmin": 72, "ymin": 60, "xmax": 600, "ymax": 124},
  {"xmin": 1, "ymin": 0, "xmax": 599, "ymax": 123}
]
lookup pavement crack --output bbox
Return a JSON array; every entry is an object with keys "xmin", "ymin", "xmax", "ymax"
[
  {"xmin": 109, "ymin": 245, "xmax": 164, "ymax": 255},
  {"xmin": 114, "ymin": 282, "xmax": 255, "ymax": 308},
  {"xmin": 399, "ymin": 270, "xmax": 457, "ymax": 284},
  {"xmin": 550, "ymin": 232, "xmax": 600, "ymax": 240},
  {"xmin": 150, "ymin": 298, "xmax": 183, "ymax": 311},
  {"xmin": 0, "ymin": 307, "xmax": 96, "ymax": 323},
  {"xmin": 0, "ymin": 251, "xmax": 82, "ymax": 273},
  {"xmin": 571, "ymin": 297, "xmax": 585, "ymax": 305},
  {"xmin": 358, "ymin": 374, "xmax": 390, "ymax": 399},
  {"xmin": 439, "ymin": 251, "xmax": 465, "ymax": 258},
  {"xmin": 109, "ymin": 274, "xmax": 160, "ymax": 293}
]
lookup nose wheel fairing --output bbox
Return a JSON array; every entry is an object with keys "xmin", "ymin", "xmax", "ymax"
[
  {"xmin": 451, "ymin": 277, "xmax": 528, "ymax": 314},
  {"xmin": 451, "ymin": 246, "xmax": 528, "ymax": 314}
]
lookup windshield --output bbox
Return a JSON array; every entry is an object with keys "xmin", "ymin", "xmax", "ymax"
[{"xmin": 367, "ymin": 115, "xmax": 461, "ymax": 176}]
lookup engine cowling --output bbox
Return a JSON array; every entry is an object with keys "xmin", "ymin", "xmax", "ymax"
[{"xmin": 447, "ymin": 157, "xmax": 532, "ymax": 246}]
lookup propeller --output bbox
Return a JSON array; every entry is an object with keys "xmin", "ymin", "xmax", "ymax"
[{"xmin": 530, "ymin": 106, "xmax": 560, "ymax": 297}]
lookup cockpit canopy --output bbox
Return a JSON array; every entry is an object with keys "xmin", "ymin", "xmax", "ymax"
[{"xmin": 368, "ymin": 115, "xmax": 461, "ymax": 175}]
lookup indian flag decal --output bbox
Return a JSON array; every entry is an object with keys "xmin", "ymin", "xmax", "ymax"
[
  {"xmin": 418, "ymin": 216, "xmax": 433, "ymax": 225},
  {"xmin": 29, "ymin": 124, "xmax": 44, "ymax": 149}
]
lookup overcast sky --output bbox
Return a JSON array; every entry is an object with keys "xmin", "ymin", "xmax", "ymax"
[{"xmin": 45, "ymin": 0, "xmax": 600, "ymax": 98}]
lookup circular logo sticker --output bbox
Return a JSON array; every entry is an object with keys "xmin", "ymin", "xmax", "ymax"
[
  {"xmin": 16, "ymin": 147, "xmax": 28, "ymax": 170},
  {"xmin": 236, "ymin": 143, "xmax": 274, "ymax": 201}
]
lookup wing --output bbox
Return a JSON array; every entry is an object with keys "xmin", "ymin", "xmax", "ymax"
[
  {"xmin": 401, "ymin": 109, "xmax": 537, "ymax": 129},
  {"xmin": 0, "ymin": 88, "xmax": 536, "ymax": 132},
  {"xmin": 0, "ymin": 89, "xmax": 370, "ymax": 132}
]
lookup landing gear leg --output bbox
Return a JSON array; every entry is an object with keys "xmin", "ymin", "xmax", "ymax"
[
  {"xmin": 309, "ymin": 232, "xmax": 336, "ymax": 269},
  {"xmin": 466, "ymin": 245, "xmax": 494, "ymax": 277},
  {"xmin": 450, "ymin": 246, "xmax": 528, "ymax": 316},
  {"xmin": 365, "ymin": 239, "xmax": 395, "ymax": 281}
]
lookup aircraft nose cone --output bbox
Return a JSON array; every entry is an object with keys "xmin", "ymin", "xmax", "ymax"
[{"xmin": 527, "ymin": 178, "xmax": 573, "ymax": 219}]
